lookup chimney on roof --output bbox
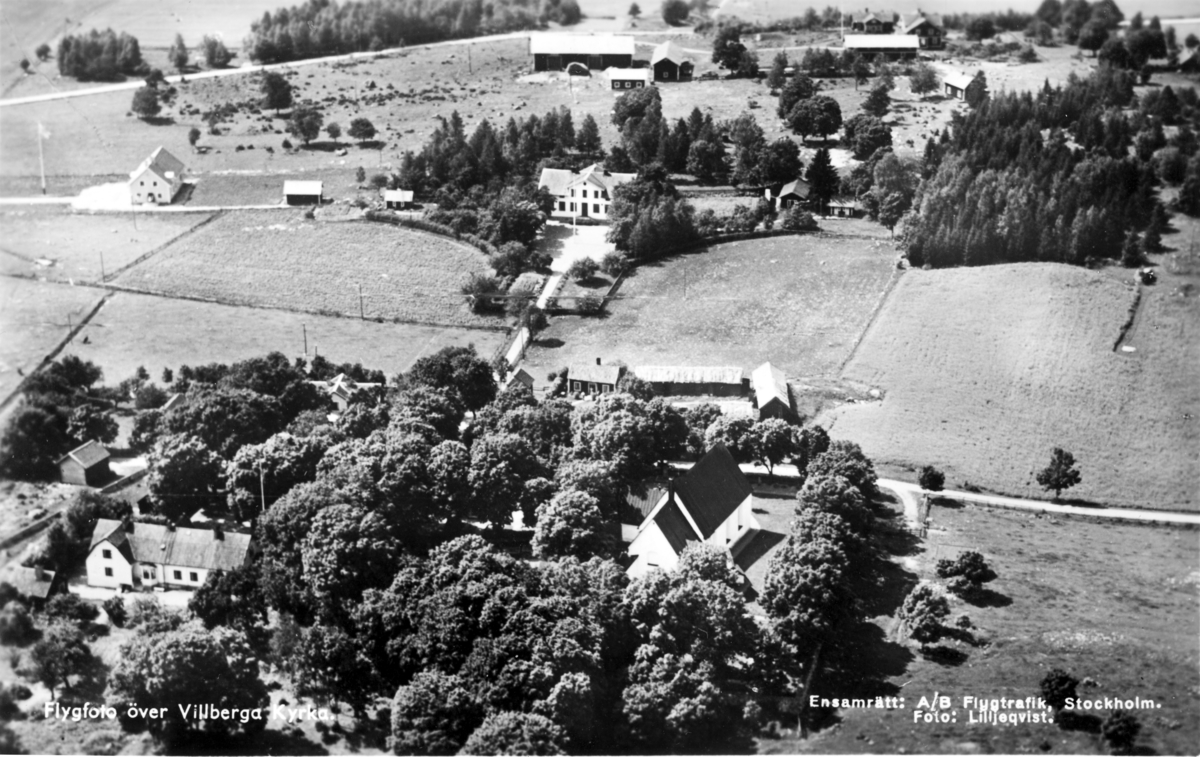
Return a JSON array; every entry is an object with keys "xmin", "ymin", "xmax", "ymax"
[
  {"xmin": 122, "ymin": 515, "xmax": 134, "ymax": 532},
  {"xmin": 34, "ymin": 564, "xmax": 44, "ymax": 581},
  {"xmin": 213, "ymin": 524, "xmax": 224, "ymax": 541}
]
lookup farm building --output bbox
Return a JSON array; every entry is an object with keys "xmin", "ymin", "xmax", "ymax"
[
  {"xmin": 58, "ymin": 440, "xmax": 111, "ymax": 487},
  {"xmin": 568, "ymin": 359, "xmax": 624, "ymax": 395},
  {"xmin": 849, "ymin": 10, "xmax": 896, "ymax": 33},
  {"xmin": 607, "ymin": 67, "xmax": 651, "ymax": 90},
  {"xmin": 0, "ymin": 563, "xmax": 61, "ymax": 608},
  {"xmin": 651, "ymin": 41, "xmax": 693, "ymax": 81},
  {"xmin": 129, "ymin": 146, "xmax": 185, "ymax": 205},
  {"xmin": 383, "ymin": 189, "xmax": 414, "ymax": 209},
  {"xmin": 826, "ymin": 198, "xmax": 862, "ymax": 218},
  {"xmin": 752, "ymin": 362, "xmax": 795, "ymax": 420},
  {"xmin": 1181, "ymin": 49, "xmax": 1200, "ymax": 73},
  {"xmin": 767, "ymin": 178, "xmax": 811, "ymax": 210},
  {"xmin": 86, "ymin": 519, "xmax": 252, "ymax": 591},
  {"xmin": 506, "ymin": 368, "xmax": 536, "ymax": 392},
  {"xmin": 311, "ymin": 373, "xmax": 383, "ymax": 412},
  {"xmin": 843, "ymin": 35, "xmax": 919, "ymax": 59},
  {"xmin": 529, "ymin": 34, "xmax": 635, "ymax": 72},
  {"xmin": 626, "ymin": 444, "xmax": 760, "ymax": 578},
  {"xmin": 538, "ymin": 163, "xmax": 638, "ymax": 221},
  {"xmin": 284, "ymin": 180, "xmax": 323, "ymax": 205},
  {"xmin": 943, "ymin": 72, "xmax": 975, "ymax": 99},
  {"xmin": 897, "ymin": 11, "xmax": 944, "ymax": 49},
  {"xmin": 631, "ymin": 366, "xmax": 746, "ymax": 397}
]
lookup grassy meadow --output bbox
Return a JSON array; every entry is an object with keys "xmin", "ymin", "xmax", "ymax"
[
  {"xmin": 111, "ymin": 210, "xmax": 503, "ymax": 328},
  {"xmin": 828, "ymin": 262, "xmax": 1199, "ymax": 511}
]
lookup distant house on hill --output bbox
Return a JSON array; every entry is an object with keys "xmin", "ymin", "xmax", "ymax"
[
  {"xmin": 626, "ymin": 444, "xmax": 760, "ymax": 577},
  {"xmin": 607, "ymin": 67, "xmax": 651, "ymax": 90},
  {"xmin": 284, "ymin": 180, "xmax": 323, "ymax": 205},
  {"xmin": 651, "ymin": 41, "xmax": 693, "ymax": 81},
  {"xmin": 897, "ymin": 11, "xmax": 944, "ymax": 49},
  {"xmin": 529, "ymin": 34, "xmax": 635, "ymax": 72},
  {"xmin": 86, "ymin": 519, "xmax": 252, "ymax": 591},
  {"xmin": 843, "ymin": 34, "xmax": 919, "ymax": 59},
  {"xmin": 631, "ymin": 366, "xmax": 746, "ymax": 397},
  {"xmin": 58, "ymin": 440, "xmax": 111, "ymax": 487},
  {"xmin": 129, "ymin": 146, "xmax": 185, "ymax": 205},
  {"xmin": 752, "ymin": 362, "xmax": 795, "ymax": 420},
  {"xmin": 0, "ymin": 563, "xmax": 61, "ymax": 608},
  {"xmin": 943, "ymin": 72, "xmax": 975, "ymax": 99},
  {"xmin": 850, "ymin": 9, "xmax": 896, "ymax": 33},
  {"xmin": 538, "ymin": 163, "xmax": 637, "ymax": 221},
  {"xmin": 567, "ymin": 359, "xmax": 623, "ymax": 395},
  {"xmin": 383, "ymin": 189, "xmax": 414, "ymax": 209},
  {"xmin": 826, "ymin": 197, "xmax": 861, "ymax": 218}
]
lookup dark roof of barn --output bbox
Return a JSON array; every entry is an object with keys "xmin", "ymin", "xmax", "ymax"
[
  {"xmin": 58, "ymin": 440, "xmax": 110, "ymax": 469},
  {"xmin": 569, "ymin": 363, "xmax": 623, "ymax": 385},
  {"xmin": 627, "ymin": 485, "xmax": 667, "ymax": 521},
  {"xmin": 654, "ymin": 498, "xmax": 699, "ymax": 554},
  {"xmin": 672, "ymin": 444, "xmax": 751, "ymax": 540},
  {"xmin": 90, "ymin": 519, "xmax": 251, "ymax": 571}
]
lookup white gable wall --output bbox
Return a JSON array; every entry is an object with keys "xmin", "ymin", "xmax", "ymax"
[
  {"xmin": 627, "ymin": 521, "xmax": 681, "ymax": 579},
  {"xmin": 130, "ymin": 167, "xmax": 177, "ymax": 205},
  {"xmin": 86, "ymin": 541, "xmax": 133, "ymax": 588}
]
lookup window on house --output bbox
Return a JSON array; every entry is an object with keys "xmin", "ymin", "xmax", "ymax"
[
  {"xmin": 153, "ymin": 181, "xmax": 157, "ymax": 186},
  {"xmin": 104, "ymin": 567, "xmax": 113, "ymax": 577},
  {"xmin": 582, "ymin": 189, "xmax": 588, "ymax": 198},
  {"xmin": 143, "ymin": 569, "xmax": 151, "ymax": 580},
  {"xmin": 102, "ymin": 548, "xmax": 111, "ymax": 559},
  {"xmin": 593, "ymin": 203, "xmax": 599, "ymax": 213},
  {"xmin": 558, "ymin": 201, "xmax": 565, "ymax": 211},
  {"xmin": 139, "ymin": 181, "xmax": 144, "ymax": 186},
  {"xmin": 570, "ymin": 203, "xmax": 576, "ymax": 212},
  {"xmin": 588, "ymin": 382, "xmax": 596, "ymax": 393},
  {"xmin": 190, "ymin": 572, "xmax": 198, "ymax": 582},
  {"xmin": 173, "ymin": 570, "xmax": 182, "ymax": 580},
  {"xmin": 571, "ymin": 189, "xmax": 575, "ymax": 197}
]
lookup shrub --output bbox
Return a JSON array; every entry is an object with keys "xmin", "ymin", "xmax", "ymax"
[
  {"xmin": 103, "ymin": 596, "xmax": 127, "ymax": 627},
  {"xmin": 1101, "ymin": 710, "xmax": 1140, "ymax": 753},
  {"xmin": 282, "ymin": 138, "xmax": 292, "ymax": 149},
  {"xmin": 918, "ymin": 465, "xmax": 945, "ymax": 491},
  {"xmin": 46, "ymin": 592, "xmax": 100, "ymax": 628},
  {"xmin": 1039, "ymin": 668, "xmax": 1079, "ymax": 711},
  {"xmin": 567, "ymin": 257, "xmax": 599, "ymax": 282},
  {"xmin": 935, "ymin": 551, "xmax": 995, "ymax": 584},
  {"xmin": 134, "ymin": 383, "xmax": 169, "ymax": 410},
  {"xmin": 899, "ymin": 583, "xmax": 948, "ymax": 643},
  {"xmin": 600, "ymin": 251, "xmax": 631, "ymax": 277},
  {"xmin": 780, "ymin": 205, "xmax": 819, "ymax": 231},
  {"xmin": 7, "ymin": 683, "xmax": 31, "ymax": 701},
  {"xmin": 0, "ymin": 602, "xmax": 36, "ymax": 645},
  {"xmin": 577, "ymin": 293, "xmax": 603, "ymax": 313}
]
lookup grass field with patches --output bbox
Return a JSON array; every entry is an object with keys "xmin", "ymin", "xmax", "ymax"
[
  {"xmin": 523, "ymin": 231, "xmax": 896, "ymax": 382},
  {"xmin": 762, "ymin": 498, "xmax": 1200, "ymax": 755},
  {"xmin": 0, "ymin": 209, "xmax": 212, "ymax": 283},
  {"xmin": 0, "ymin": 278, "xmax": 106, "ymax": 401},
  {"xmin": 111, "ymin": 210, "xmax": 503, "ymax": 327},
  {"xmin": 63, "ymin": 289, "xmax": 507, "ymax": 384},
  {"xmin": 827, "ymin": 262, "xmax": 1199, "ymax": 511}
]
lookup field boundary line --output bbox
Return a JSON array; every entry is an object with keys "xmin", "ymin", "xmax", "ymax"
[
  {"xmin": 838, "ymin": 262, "xmax": 904, "ymax": 375},
  {"xmin": 101, "ymin": 211, "xmax": 225, "ymax": 283},
  {"xmin": 1111, "ymin": 282, "xmax": 1143, "ymax": 352}
]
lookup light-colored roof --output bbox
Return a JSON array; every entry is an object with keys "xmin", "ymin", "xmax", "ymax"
[
  {"xmin": 606, "ymin": 67, "xmax": 651, "ymax": 82},
  {"xmin": 311, "ymin": 375, "xmax": 381, "ymax": 401},
  {"xmin": 566, "ymin": 163, "xmax": 638, "ymax": 193},
  {"xmin": 283, "ymin": 180, "xmax": 323, "ymax": 196},
  {"xmin": 651, "ymin": 41, "xmax": 687, "ymax": 65},
  {"xmin": 0, "ymin": 564, "xmax": 56, "ymax": 600},
  {"xmin": 507, "ymin": 368, "xmax": 535, "ymax": 388},
  {"xmin": 162, "ymin": 393, "xmax": 186, "ymax": 412},
  {"xmin": 752, "ymin": 362, "xmax": 789, "ymax": 409},
  {"xmin": 898, "ymin": 11, "xmax": 942, "ymax": 32},
  {"xmin": 843, "ymin": 35, "xmax": 920, "ymax": 49},
  {"xmin": 570, "ymin": 362, "xmax": 623, "ymax": 385},
  {"xmin": 943, "ymin": 72, "xmax": 975, "ymax": 90},
  {"xmin": 130, "ymin": 146, "xmax": 185, "ymax": 183},
  {"xmin": 778, "ymin": 179, "xmax": 810, "ymax": 199},
  {"xmin": 57, "ymin": 440, "xmax": 110, "ymax": 469},
  {"xmin": 538, "ymin": 167, "xmax": 576, "ymax": 196},
  {"xmin": 852, "ymin": 10, "xmax": 894, "ymax": 23},
  {"xmin": 529, "ymin": 34, "xmax": 635, "ymax": 56},
  {"xmin": 90, "ymin": 519, "xmax": 252, "ymax": 572},
  {"xmin": 383, "ymin": 189, "xmax": 414, "ymax": 202},
  {"xmin": 632, "ymin": 366, "xmax": 745, "ymax": 385}
]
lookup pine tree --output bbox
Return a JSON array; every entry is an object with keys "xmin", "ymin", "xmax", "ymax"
[
  {"xmin": 1121, "ymin": 230, "xmax": 1144, "ymax": 267},
  {"xmin": 576, "ymin": 113, "xmax": 601, "ymax": 155},
  {"xmin": 806, "ymin": 148, "xmax": 839, "ymax": 213},
  {"xmin": 168, "ymin": 33, "xmax": 188, "ymax": 72}
]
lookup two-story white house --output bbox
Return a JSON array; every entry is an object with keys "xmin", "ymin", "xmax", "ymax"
[
  {"xmin": 626, "ymin": 444, "xmax": 761, "ymax": 578},
  {"xmin": 538, "ymin": 163, "xmax": 637, "ymax": 221},
  {"xmin": 128, "ymin": 146, "xmax": 186, "ymax": 205},
  {"xmin": 86, "ymin": 519, "xmax": 252, "ymax": 591}
]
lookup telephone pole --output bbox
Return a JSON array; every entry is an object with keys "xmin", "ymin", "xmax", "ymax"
[{"xmin": 358, "ymin": 283, "xmax": 365, "ymax": 320}]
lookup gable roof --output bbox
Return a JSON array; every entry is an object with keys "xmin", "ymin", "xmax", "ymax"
[
  {"xmin": 844, "ymin": 35, "xmax": 920, "ymax": 49},
  {"xmin": 627, "ymin": 485, "xmax": 667, "ymax": 521},
  {"xmin": 283, "ymin": 180, "xmax": 323, "ymax": 196},
  {"xmin": 90, "ymin": 519, "xmax": 252, "ymax": 572},
  {"xmin": 752, "ymin": 362, "xmax": 789, "ymax": 409},
  {"xmin": 530, "ymin": 34, "xmax": 635, "ymax": 56},
  {"xmin": 383, "ymin": 189, "xmax": 414, "ymax": 202},
  {"xmin": 567, "ymin": 163, "xmax": 638, "ymax": 193},
  {"xmin": 654, "ymin": 498, "xmax": 699, "ymax": 554},
  {"xmin": 161, "ymin": 393, "xmax": 186, "ymax": 412},
  {"xmin": 58, "ymin": 440, "xmax": 110, "ymax": 469},
  {"xmin": 538, "ymin": 167, "xmax": 576, "ymax": 196},
  {"xmin": 606, "ymin": 67, "xmax": 652, "ymax": 82},
  {"xmin": 507, "ymin": 368, "xmax": 535, "ymax": 388},
  {"xmin": 632, "ymin": 365, "xmax": 745, "ymax": 385},
  {"xmin": 130, "ymin": 146, "xmax": 185, "ymax": 183},
  {"xmin": 0, "ymin": 564, "xmax": 57, "ymax": 600},
  {"xmin": 672, "ymin": 444, "xmax": 752, "ymax": 540},
  {"xmin": 778, "ymin": 179, "xmax": 810, "ymax": 199},
  {"xmin": 944, "ymin": 72, "xmax": 975, "ymax": 90},
  {"xmin": 852, "ymin": 9, "xmax": 894, "ymax": 23},
  {"xmin": 569, "ymin": 362, "xmax": 623, "ymax": 385},
  {"xmin": 651, "ymin": 41, "xmax": 687, "ymax": 66},
  {"xmin": 898, "ymin": 11, "xmax": 943, "ymax": 32}
]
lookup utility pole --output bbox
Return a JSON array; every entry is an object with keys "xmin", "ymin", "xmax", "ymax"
[
  {"xmin": 258, "ymin": 459, "xmax": 266, "ymax": 515},
  {"xmin": 99, "ymin": 251, "xmax": 105, "ymax": 281},
  {"xmin": 37, "ymin": 122, "xmax": 49, "ymax": 195},
  {"xmin": 468, "ymin": 44, "xmax": 472, "ymax": 74},
  {"xmin": 302, "ymin": 323, "xmax": 308, "ymax": 356},
  {"xmin": 358, "ymin": 283, "xmax": 365, "ymax": 320}
]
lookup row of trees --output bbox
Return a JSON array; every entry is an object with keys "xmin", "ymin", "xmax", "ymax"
[{"xmin": 57, "ymin": 29, "xmax": 143, "ymax": 82}]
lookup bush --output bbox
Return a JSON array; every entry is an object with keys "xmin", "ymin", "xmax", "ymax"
[
  {"xmin": 780, "ymin": 205, "xmax": 819, "ymax": 231},
  {"xmin": 46, "ymin": 592, "xmax": 100, "ymax": 628},
  {"xmin": 935, "ymin": 551, "xmax": 995, "ymax": 584},
  {"xmin": 567, "ymin": 257, "xmax": 599, "ymax": 282},
  {"xmin": 282, "ymin": 138, "xmax": 292, "ymax": 149},
  {"xmin": 103, "ymin": 596, "xmax": 127, "ymax": 627},
  {"xmin": 918, "ymin": 465, "xmax": 945, "ymax": 491},
  {"xmin": 899, "ymin": 583, "xmax": 948, "ymax": 643},
  {"xmin": 1101, "ymin": 710, "xmax": 1140, "ymax": 753},
  {"xmin": 662, "ymin": 0, "xmax": 690, "ymax": 25},
  {"xmin": 0, "ymin": 602, "xmax": 36, "ymax": 645},
  {"xmin": 600, "ymin": 251, "xmax": 631, "ymax": 277},
  {"xmin": 7, "ymin": 683, "xmax": 31, "ymax": 701},
  {"xmin": 577, "ymin": 293, "xmax": 603, "ymax": 313},
  {"xmin": 1039, "ymin": 668, "xmax": 1079, "ymax": 711},
  {"xmin": 134, "ymin": 383, "xmax": 169, "ymax": 410}
]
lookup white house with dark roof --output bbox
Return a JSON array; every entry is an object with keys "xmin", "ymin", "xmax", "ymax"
[
  {"xmin": 129, "ymin": 146, "xmax": 185, "ymax": 205},
  {"xmin": 568, "ymin": 358, "xmax": 624, "ymax": 395},
  {"xmin": 86, "ymin": 519, "xmax": 252, "ymax": 591},
  {"xmin": 310, "ymin": 373, "xmax": 383, "ymax": 412},
  {"xmin": 538, "ymin": 163, "xmax": 637, "ymax": 220},
  {"xmin": 626, "ymin": 444, "xmax": 760, "ymax": 577},
  {"xmin": 896, "ymin": 11, "xmax": 944, "ymax": 48}
]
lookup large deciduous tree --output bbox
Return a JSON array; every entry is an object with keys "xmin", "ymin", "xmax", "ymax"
[
  {"xmin": 131, "ymin": 86, "xmax": 160, "ymax": 119},
  {"xmin": 260, "ymin": 70, "xmax": 293, "ymax": 112},
  {"xmin": 287, "ymin": 106, "xmax": 324, "ymax": 145},
  {"xmin": 407, "ymin": 345, "xmax": 496, "ymax": 412},
  {"xmin": 532, "ymin": 490, "xmax": 609, "ymax": 559},
  {"xmin": 147, "ymin": 434, "xmax": 225, "ymax": 521}
]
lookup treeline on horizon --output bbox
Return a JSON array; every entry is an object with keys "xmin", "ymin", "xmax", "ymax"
[{"xmin": 243, "ymin": 0, "xmax": 581, "ymax": 63}]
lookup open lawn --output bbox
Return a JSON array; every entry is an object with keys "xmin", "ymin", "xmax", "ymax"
[
  {"xmin": 0, "ymin": 208, "xmax": 212, "ymax": 283},
  {"xmin": 523, "ymin": 230, "xmax": 897, "ymax": 385},
  {"xmin": 62, "ymin": 289, "xmax": 508, "ymax": 384},
  {"xmin": 0, "ymin": 277, "xmax": 106, "ymax": 402},
  {"xmin": 111, "ymin": 210, "xmax": 504, "ymax": 328},
  {"xmin": 762, "ymin": 499, "xmax": 1200, "ymax": 755},
  {"xmin": 827, "ymin": 261, "xmax": 1199, "ymax": 512}
]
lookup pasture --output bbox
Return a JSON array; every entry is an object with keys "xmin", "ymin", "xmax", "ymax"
[
  {"xmin": 523, "ymin": 230, "xmax": 897, "ymax": 383},
  {"xmin": 0, "ymin": 277, "xmax": 106, "ymax": 402},
  {"xmin": 764, "ymin": 499, "xmax": 1200, "ymax": 755},
  {"xmin": 111, "ymin": 210, "xmax": 504, "ymax": 328},
  {"xmin": 62, "ymin": 290, "xmax": 508, "ymax": 385},
  {"xmin": 0, "ymin": 208, "xmax": 212, "ymax": 283},
  {"xmin": 828, "ymin": 262, "xmax": 1199, "ymax": 512}
]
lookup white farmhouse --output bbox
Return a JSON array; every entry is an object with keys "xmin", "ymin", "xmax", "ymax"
[
  {"xmin": 129, "ymin": 147, "xmax": 185, "ymax": 205},
  {"xmin": 626, "ymin": 444, "xmax": 760, "ymax": 578},
  {"xmin": 86, "ymin": 519, "xmax": 252, "ymax": 591},
  {"xmin": 538, "ymin": 163, "xmax": 637, "ymax": 221}
]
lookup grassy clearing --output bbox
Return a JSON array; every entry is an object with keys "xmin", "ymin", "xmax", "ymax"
[
  {"xmin": 0, "ymin": 277, "xmax": 106, "ymax": 401},
  {"xmin": 184, "ymin": 168, "xmax": 378, "ymax": 206},
  {"xmin": 64, "ymin": 289, "xmax": 507, "ymax": 384},
  {"xmin": 111, "ymin": 210, "xmax": 502, "ymax": 328},
  {"xmin": 523, "ymin": 231, "xmax": 896, "ymax": 384},
  {"xmin": 828, "ymin": 261, "xmax": 1199, "ymax": 512},
  {"xmin": 762, "ymin": 500, "xmax": 1200, "ymax": 755},
  {"xmin": 0, "ymin": 208, "xmax": 211, "ymax": 283}
]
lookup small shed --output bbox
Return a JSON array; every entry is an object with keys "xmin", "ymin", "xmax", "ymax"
[
  {"xmin": 651, "ymin": 42, "xmax": 693, "ymax": 81},
  {"xmin": 943, "ymin": 73, "xmax": 974, "ymax": 100},
  {"xmin": 0, "ymin": 564, "xmax": 61, "ymax": 608},
  {"xmin": 284, "ymin": 180, "xmax": 323, "ymax": 205},
  {"xmin": 773, "ymin": 179, "xmax": 811, "ymax": 209},
  {"xmin": 58, "ymin": 440, "xmax": 111, "ymax": 487},
  {"xmin": 631, "ymin": 366, "xmax": 746, "ymax": 397},
  {"xmin": 607, "ymin": 67, "xmax": 651, "ymax": 90},
  {"xmin": 384, "ymin": 189, "xmax": 414, "ymax": 209},
  {"xmin": 826, "ymin": 198, "xmax": 861, "ymax": 218},
  {"xmin": 752, "ymin": 362, "xmax": 794, "ymax": 420},
  {"xmin": 569, "ymin": 359, "xmax": 623, "ymax": 395}
]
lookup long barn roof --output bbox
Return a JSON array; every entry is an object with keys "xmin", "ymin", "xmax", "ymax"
[{"xmin": 530, "ymin": 34, "xmax": 635, "ymax": 56}]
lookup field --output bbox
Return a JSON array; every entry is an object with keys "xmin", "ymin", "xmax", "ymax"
[
  {"xmin": 0, "ymin": 208, "xmax": 212, "ymax": 283},
  {"xmin": 0, "ymin": 277, "xmax": 107, "ymax": 402},
  {"xmin": 111, "ymin": 210, "xmax": 504, "ymax": 327},
  {"xmin": 58, "ymin": 289, "xmax": 507, "ymax": 385},
  {"xmin": 522, "ymin": 229, "xmax": 896, "ymax": 384},
  {"xmin": 827, "ymin": 260, "xmax": 1199, "ymax": 512},
  {"xmin": 762, "ymin": 498, "xmax": 1200, "ymax": 755}
]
